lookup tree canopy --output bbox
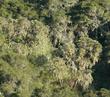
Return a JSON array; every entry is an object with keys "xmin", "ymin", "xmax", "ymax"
[{"xmin": 0, "ymin": 0, "xmax": 110, "ymax": 97}]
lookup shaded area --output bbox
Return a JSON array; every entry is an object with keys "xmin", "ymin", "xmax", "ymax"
[{"xmin": 89, "ymin": 21, "xmax": 110, "ymax": 89}]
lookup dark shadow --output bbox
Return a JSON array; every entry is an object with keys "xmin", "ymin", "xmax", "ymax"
[
  {"xmin": 0, "ymin": 71, "xmax": 12, "ymax": 85},
  {"xmin": 67, "ymin": 2, "xmax": 90, "ymax": 25},
  {"xmin": 35, "ymin": 55, "xmax": 48, "ymax": 66},
  {"xmin": 8, "ymin": 93, "xmax": 19, "ymax": 97},
  {"xmin": 23, "ymin": 0, "xmax": 49, "ymax": 10},
  {"xmin": 28, "ymin": 55, "xmax": 48, "ymax": 66},
  {"xmin": 88, "ymin": 21, "xmax": 110, "ymax": 89},
  {"xmin": 89, "ymin": 21, "xmax": 110, "ymax": 45},
  {"xmin": 31, "ymin": 88, "xmax": 43, "ymax": 97}
]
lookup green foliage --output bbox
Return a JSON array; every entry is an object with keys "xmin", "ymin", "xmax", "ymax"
[
  {"xmin": 69, "ymin": 0, "xmax": 110, "ymax": 31},
  {"xmin": 76, "ymin": 36, "xmax": 102, "ymax": 69},
  {"xmin": 0, "ymin": 0, "xmax": 38, "ymax": 19},
  {"xmin": 84, "ymin": 88, "xmax": 110, "ymax": 97},
  {"xmin": 1, "ymin": 0, "xmax": 110, "ymax": 97}
]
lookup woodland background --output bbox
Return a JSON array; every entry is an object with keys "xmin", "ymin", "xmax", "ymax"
[{"xmin": 0, "ymin": 0, "xmax": 110, "ymax": 97}]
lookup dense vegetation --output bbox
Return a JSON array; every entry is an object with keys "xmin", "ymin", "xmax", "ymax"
[{"xmin": 0, "ymin": 0, "xmax": 110, "ymax": 97}]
